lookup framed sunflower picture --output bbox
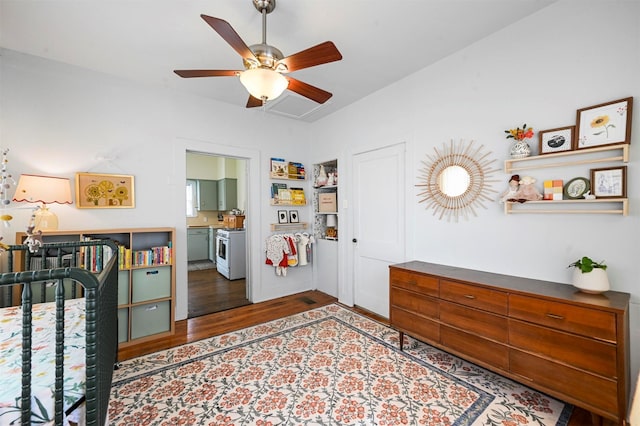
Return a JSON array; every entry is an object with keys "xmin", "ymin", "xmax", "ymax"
[
  {"xmin": 75, "ymin": 172, "xmax": 135, "ymax": 208},
  {"xmin": 576, "ymin": 97, "xmax": 633, "ymax": 150}
]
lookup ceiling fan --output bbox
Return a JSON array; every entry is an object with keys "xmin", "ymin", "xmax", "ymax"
[{"xmin": 174, "ymin": 0, "xmax": 343, "ymax": 108}]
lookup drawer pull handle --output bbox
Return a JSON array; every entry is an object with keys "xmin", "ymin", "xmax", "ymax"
[
  {"xmin": 546, "ymin": 313, "xmax": 564, "ymax": 320},
  {"xmin": 513, "ymin": 373, "xmax": 534, "ymax": 382},
  {"xmin": 146, "ymin": 305, "xmax": 158, "ymax": 311},
  {"xmin": 146, "ymin": 270, "xmax": 159, "ymax": 275},
  {"xmin": 464, "ymin": 294, "xmax": 476, "ymax": 299}
]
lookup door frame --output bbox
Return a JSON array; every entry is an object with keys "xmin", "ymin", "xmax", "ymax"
[{"xmin": 172, "ymin": 137, "xmax": 261, "ymax": 322}]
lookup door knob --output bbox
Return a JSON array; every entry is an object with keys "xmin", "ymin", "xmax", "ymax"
[{"xmin": 352, "ymin": 238, "xmax": 357, "ymax": 243}]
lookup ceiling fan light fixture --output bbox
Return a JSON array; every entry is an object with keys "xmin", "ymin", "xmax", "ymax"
[{"xmin": 239, "ymin": 68, "xmax": 288, "ymax": 101}]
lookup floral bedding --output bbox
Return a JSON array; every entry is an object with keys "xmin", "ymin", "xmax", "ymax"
[{"xmin": 0, "ymin": 298, "xmax": 86, "ymax": 425}]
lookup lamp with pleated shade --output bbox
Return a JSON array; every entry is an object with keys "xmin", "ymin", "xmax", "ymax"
[{"xmin": 12, "ymin": 174, "xmax": 73, "ymax": 231}]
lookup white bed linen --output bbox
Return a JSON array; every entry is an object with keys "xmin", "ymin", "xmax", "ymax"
[{"xmin": 0, "ymin": 298, "xmax": 86, "ymax": 425}]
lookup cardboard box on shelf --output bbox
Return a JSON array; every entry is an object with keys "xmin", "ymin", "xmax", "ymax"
[{"xmin": 318, "ymin": 193, "xmax": 337, "ymax": 212}]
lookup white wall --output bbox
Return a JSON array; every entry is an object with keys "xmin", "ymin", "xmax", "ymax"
[
  {"xmin": 311, "ymin": 0, "xmax": 640, "ymax": 389},
  {"xmin": 0, "ymin": 48, "xmax": 316, "ymax": 321}
]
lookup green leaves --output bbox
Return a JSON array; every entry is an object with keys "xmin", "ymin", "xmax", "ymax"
[{"xmin": 568, "ymin": 256, "xmax": 607, "ymax": 273}]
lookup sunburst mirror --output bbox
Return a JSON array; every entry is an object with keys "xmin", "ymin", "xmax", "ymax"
[{"xmin": 417, "ymin": 139, "xmax": 499, "ymax": 221}]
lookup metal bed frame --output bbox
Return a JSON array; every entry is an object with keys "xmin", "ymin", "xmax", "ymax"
[{"xmin": 0, "ymin": 240, "xmax": 118, "ymax": 426}]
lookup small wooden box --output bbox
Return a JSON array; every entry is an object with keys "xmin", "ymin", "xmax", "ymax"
[
  {"xmin": 223, "ymin": 215, "xmax": 245, "ymax": 229},
  {"xmin": 318, "ymin": 193, "xmax": 337, "ymax": 212}
]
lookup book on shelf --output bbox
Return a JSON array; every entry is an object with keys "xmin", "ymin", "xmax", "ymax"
[
  {"xmin": 80, "ymin": 236, "xmax": 118, "ymax": 272},
  {"xmin": 271, "ymin": 182, "xmax": 287, "ymax": 199},
  {"xmin": 288, "ymin": 162, "xmax": 305, "ymax": 179},
  {"xmin": 290, "ymin": 187, "xmax": 306, "ymax": 205},
  {"xmin": 270, "ymin": 157, "xmax": 288, "ymax": 178},
  {"xmin": 277, "ymin": 188, "xmax": 292, "ymax": 203},
  {"xmin": 131, "ymin": 245, "xmax": 172, "ymax": 267}
]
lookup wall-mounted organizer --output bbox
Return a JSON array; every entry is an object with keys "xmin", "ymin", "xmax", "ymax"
[
  {"xmin": 15, "ymin": 227, "xmax": 176, "ymax": 351},
  {"xmin": 269, "ymin": 158, "xmax": 308, "ymax": 231},
  {"xmin": 503, "ymin": 144, "xmax": 629, "ymax": 215}
]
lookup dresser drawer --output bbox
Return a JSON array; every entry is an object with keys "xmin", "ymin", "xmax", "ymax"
[
  {"xmin": 509, "ymin": 319, "xmax": 617, "ymax": 378},
  {"xmin": 390, "ymin": 287, "xmax": 438, "ymax": 319},
  {"xmin": 510, "ymin": 349, "xmax": 618, "ymax": 418},
  {"xmin": 390, "ymin": 268, "xmax": 438, "ymax": 296},
  {"xmin": 440, "ymin": 280, "xmax": 508, "ymax": 315},
  {"xmin": 440, "ymin": 300, "xmax": 508, "ymax": 343},
  {"xmin": 391, "ymin": 308, "xmax": 439, "ymax": 343},
  {"xmin": 441, "ymin": 325, "xmax": 509, "ymax": 370},
  {"xmin": 509, "ymin": 294, "xmax": 616, "ymax": 342}
]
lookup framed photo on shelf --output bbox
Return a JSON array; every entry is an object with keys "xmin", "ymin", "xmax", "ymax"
[
  {"xmin": 590, "ymin": 166, "xmax": 627, "ymax": 198},
  {"xmin": 277, "ymin": 210, "xmax": 288, "ymax": 224},
  {"xmin": 539, "ymin": 126, "xmax": 575, "ymax": 155},
  {"xmin": 288, "ymin": 210, "xmax": 299, "ymax": 223},
  {"xmin": 75, "ymin": 172, "xmax": 135, "ymax": 208},
  {"xmin": 563, "ymin": 177, "xmax": 590, "ymax": 199},
  {"xmin": 576, "ymin": 97, "xmax": 633, "ymax": 150}
]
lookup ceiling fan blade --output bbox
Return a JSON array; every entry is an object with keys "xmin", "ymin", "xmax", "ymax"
[
  {"xmin": 200, "ymin": 14, "xmax": 257, "ymax": 62},
  {"xmin": 286, "ymin": 77, "xmax": 333, "ymax": 104},
  {"xmin": 277, "ymin": 41, "xmax": 343, "ymax": 73},
  {"xmin": 174, "ymin": 70, "xmax": 239, "ymax": 78},
  {"xmin": 246, "ymin": 95, "xmax": 263, "ymax": 108}
]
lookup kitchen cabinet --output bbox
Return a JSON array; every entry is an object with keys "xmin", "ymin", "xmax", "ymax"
[
  {"xmin": 197, "ymin": 179, "xmax": 218, "ymax": 211},
  {"xmin": 187, "ymin": 228, "xmax": 209, "ymax": 261},
  {"xmin": 389, "ymin": 261, "xmax": 630, "ymax": 425},
  {"xmin": 217, "ymin": 178, "xmax": 237, "ymax": 211}
]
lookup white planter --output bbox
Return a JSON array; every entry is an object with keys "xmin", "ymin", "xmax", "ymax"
[{"xmin": 572, "ymin": 268, "xmax": 610, "ymax": 294}]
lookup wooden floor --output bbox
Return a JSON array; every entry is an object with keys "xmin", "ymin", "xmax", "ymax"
[
  {"xmin": 187, "ymin": 264, "xmax": 250, "ymax": 318},
  {"xmin": 117, "ymin": 290, "xmax": 598, "ymax": 426}
]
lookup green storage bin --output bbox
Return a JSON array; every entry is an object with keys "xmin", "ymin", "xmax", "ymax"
[
  {"xmin": 131, "ymin": 266, "xmax": 171, "ymax": 303},
  {"xmin": 131, "ymin": 300, "xmax": 170, "ymax": 339},
  {"xmin": 118, "ymin": 308, "xmax": 129, "ymax": 343},
  {"xmin": 117, "ymin": 270, "xmax": 130, "ymax": 306}
]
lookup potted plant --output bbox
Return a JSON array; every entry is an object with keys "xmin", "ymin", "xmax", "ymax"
[{"xmin": 568, "ymin": 256, "xmax": 610, "ymax": 294}]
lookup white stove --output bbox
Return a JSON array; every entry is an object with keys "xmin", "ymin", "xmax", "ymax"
[{"xmin": 216, "ymin": 228, "xmax": 246, "ymax": 280}]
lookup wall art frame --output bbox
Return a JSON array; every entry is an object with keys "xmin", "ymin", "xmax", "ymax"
[
  {"xmin": 576, "ymin": 97, "xmax": 633, "ymax": 150},
  {"xmin": 288, "ymin": 210, "xmax": 299, "ymax": 223},
  {"xmin": 277, "ymin": 210, "xmax": 288, "ymax": 224},
  {"xmin": 75, "ymin": 172, "xmax": 135, "ymax": 209},
  {"xmin": 590, "ymin": 166, "xmax": 627, "ymax": 198},
  {"xmin": 539, "ymin": 125, "xmax": 575, "ymax": 155}
]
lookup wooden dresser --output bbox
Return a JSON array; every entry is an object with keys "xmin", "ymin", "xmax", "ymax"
[{"xmin": 389, "ymin": 261, "xmax": 630, "ymax": 425}]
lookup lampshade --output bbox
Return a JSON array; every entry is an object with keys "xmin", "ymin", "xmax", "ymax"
[
  {"xmin": 326, "ymin": 214, "xmax": 337, "ymax": 228},
  {"xmin": 13, "ymin": 174, "xmax": 72, "ymax": 231},
  {"xmin": 239, "ymin": 68, "xmax": 288, "ymax": 101}
]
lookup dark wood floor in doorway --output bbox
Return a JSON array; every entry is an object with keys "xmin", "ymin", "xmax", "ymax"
[{"xmin": 188, "ymin": 266, "xmax": 250, "ymax": 318}]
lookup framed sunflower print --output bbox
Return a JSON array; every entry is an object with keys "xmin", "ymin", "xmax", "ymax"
[
  {"xmin": 75, "ymin": 172, "xmax": 135, "ymax": 208},
  {"xmin": 576, "ymin": 97, "xmax": 633, "ymax": 150}
]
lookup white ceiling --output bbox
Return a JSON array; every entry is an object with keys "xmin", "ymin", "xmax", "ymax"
[{"xmin": 1, "ymin": 0, "xmax": 556, "ymax": 121}]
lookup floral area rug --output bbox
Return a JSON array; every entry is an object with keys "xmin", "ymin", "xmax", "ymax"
[{"xmin": 109, "ymin": 304, "xmax": 573, "ymax": 425}]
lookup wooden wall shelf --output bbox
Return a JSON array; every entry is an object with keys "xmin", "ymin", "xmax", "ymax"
[
  {"xmin": 270, "ymin": 222, "xmax": 309, "ymax": 232},
  {"xmin": 504, "ymin": 144, "xmax": 629, "ymax": 174},
  {"xmin": 504, "ymin": 198, "xmax": 628, "ymax": 215}
]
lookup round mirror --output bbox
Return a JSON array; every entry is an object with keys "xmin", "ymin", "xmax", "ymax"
[
  {"xmin": 438, "ymin": 165, "xmax": 470, "ymax": 197},
  {"xmin": 417, "ymin": 140, "xmax": 498, "ymax": 221}
]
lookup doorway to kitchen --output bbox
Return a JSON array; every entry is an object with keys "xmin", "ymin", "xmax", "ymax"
[{"xmin": 186, "ymin": 151, "xmax": 250, "ymax": 318}]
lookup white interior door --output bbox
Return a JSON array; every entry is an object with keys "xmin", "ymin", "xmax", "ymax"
[{"xmin": 352, "ymin": 143, "xmax": 405, "ymax": 318}]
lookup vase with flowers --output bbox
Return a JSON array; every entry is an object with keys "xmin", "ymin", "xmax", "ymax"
[{"xmin": 505, "ymin": 123, "xmax": 534, "ymax": 159}]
